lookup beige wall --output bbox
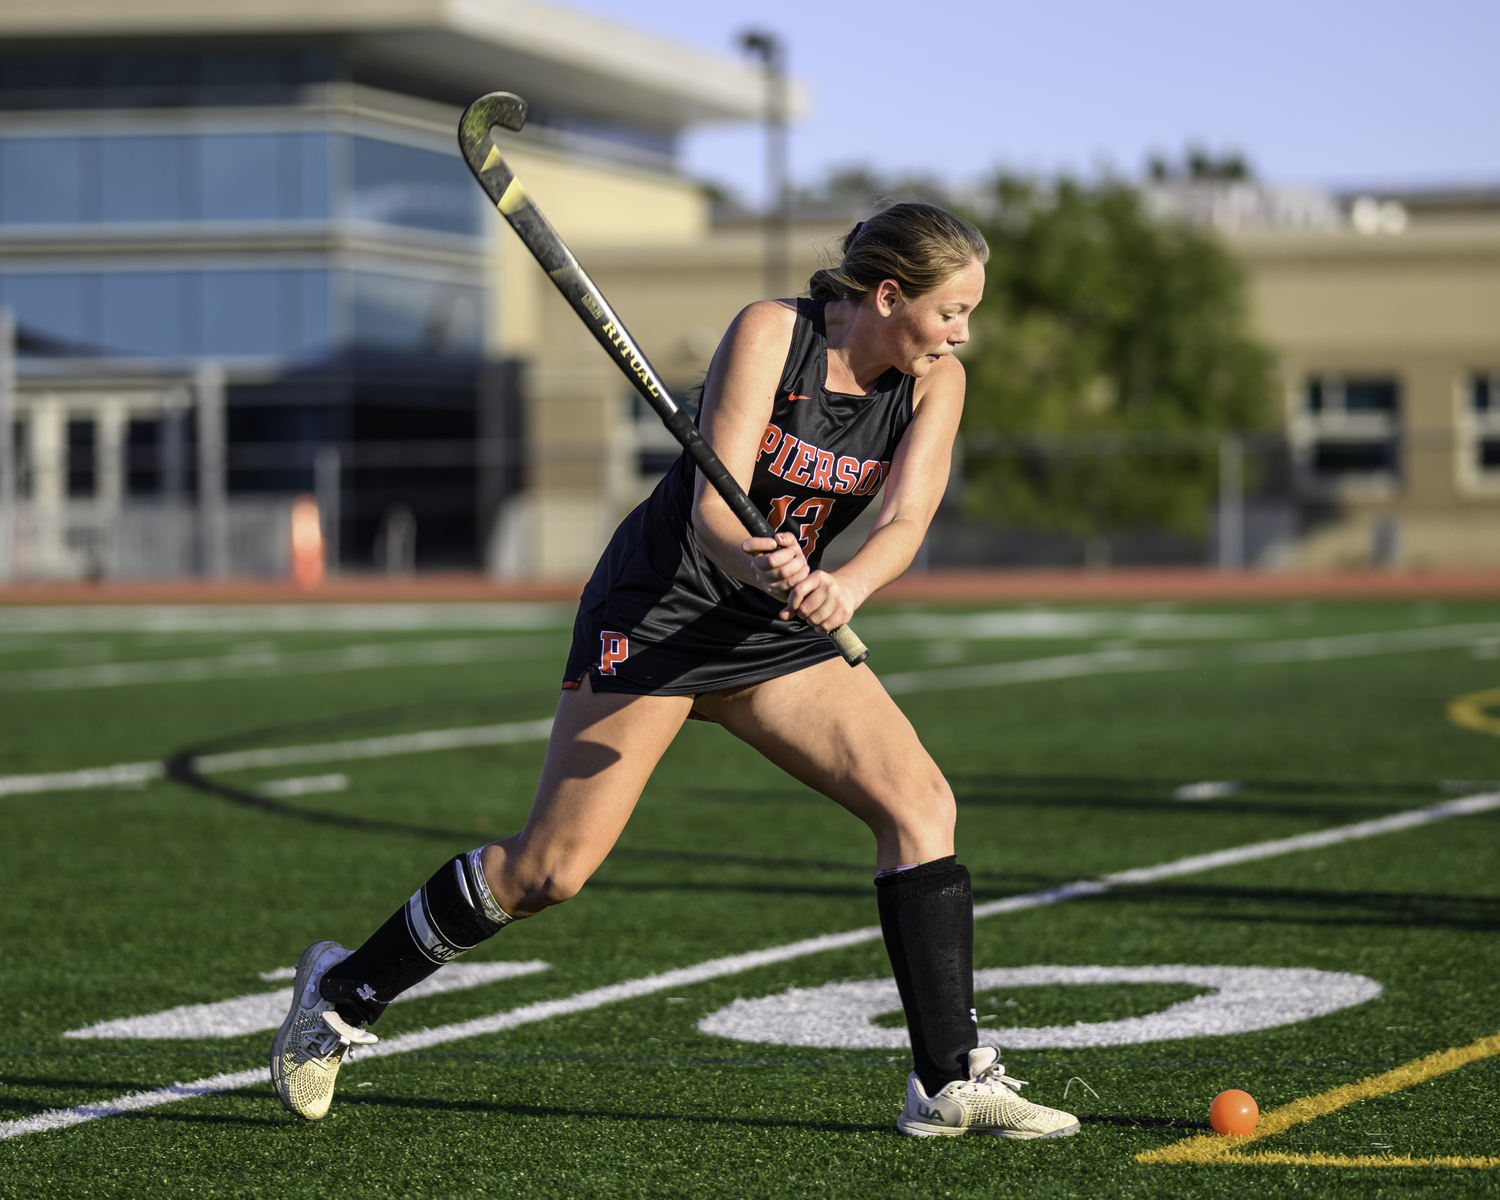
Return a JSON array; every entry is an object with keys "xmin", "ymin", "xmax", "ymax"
[
  {"xmin": 498, "ymin": 171, "xmax": 1500, "ymax": 574},
  {"xmin": 1234, "ymin": 222, "xmax": 1500, "ymax": 568}
]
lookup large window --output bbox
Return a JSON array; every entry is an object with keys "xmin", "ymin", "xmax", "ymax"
[
  {"xmin": 0, "ymin": 50, "xmax": 335, "ymax": 110},
  {"xmin": 0, "ymin": 137, "xmax": 85, "ymax": 222},
  {"xmin": 1293, "ymin": 374, "xmax": 1401, "ymax": 494},
  {"xmin": 350, "ymin": 137, "xmax": 480, "ymax": 237},
  {"xmin": 0, "ymin": 269, "xmax": 330, "ymax": 359},
  {"xmin": 0, "ymin": 268, "xmax": 482, "ymax": 359},
  {"xmin": 352, "ymin": 272, "xmax": 483, "ymax": 353},
  {"xmin": 0, "ymin": 132, "xmax": 475, "ymax": 233},
  {"xmin": 1456, "ymin": 371, "xmax": 1500, "ymax": 494},
  {"xmin": 0, "ymin": 133, "xmax": 331, "ymax": 225}
]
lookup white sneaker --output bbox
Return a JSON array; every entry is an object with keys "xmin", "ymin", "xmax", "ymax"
[
  {"xmin": 896, "ymin": 1047, "xmax": 1081, "ymax": 1139},
  {"xmin": 270, "ymin": 940, "xmax": 378, "ymax": 1120}
]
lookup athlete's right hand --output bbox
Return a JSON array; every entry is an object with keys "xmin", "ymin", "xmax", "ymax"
[{"xmin": 743, "ymin": 532, "xmax": 810, "ymax": 599}]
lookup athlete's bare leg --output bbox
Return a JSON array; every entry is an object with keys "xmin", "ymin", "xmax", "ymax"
[
  {"xmin": 479, "ymin": 675, "xmax": 693, "ymax": 917},
  {"xmin": 477, "ymin": 656, "xmax": 945, "ymax": 918},
  {"xmin": 692, "ymin": 657, "xmax": 955, "ymax": 869}
]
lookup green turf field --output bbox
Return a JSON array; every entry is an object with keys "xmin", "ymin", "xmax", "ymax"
[{"xmin": 2, "ymin": 599, "xmax": 1498, "ymax": 1198}]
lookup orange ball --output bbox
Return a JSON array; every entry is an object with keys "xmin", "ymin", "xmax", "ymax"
[{"xmin": 1209, "ymin": 1089, "xmax": 1259, "ymax": 1136}]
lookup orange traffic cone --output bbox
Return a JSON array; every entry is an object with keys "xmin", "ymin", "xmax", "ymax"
[{"xmin": 290, "ymin": 495, "xmax": 325, "ymax": 589}]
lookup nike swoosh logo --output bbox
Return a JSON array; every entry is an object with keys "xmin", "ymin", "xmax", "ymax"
[{"xmin": 786, "ymin": 393, "xmax": 811, "ymax": 402}]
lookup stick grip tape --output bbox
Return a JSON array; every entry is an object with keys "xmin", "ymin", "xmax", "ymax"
[{"xmin": 827, "ymin": 623, "xmax": 870, "ymax": 666}]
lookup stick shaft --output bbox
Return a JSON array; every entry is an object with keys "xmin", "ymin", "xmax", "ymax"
[{"xmin": 459, "ymin": 98, "xmax": 867, "ymax": 666}]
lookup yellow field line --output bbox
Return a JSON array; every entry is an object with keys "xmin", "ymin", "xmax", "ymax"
[
  {"xmin": 1136, "ymin": 1029, "xmax": 1500, "ymax": 1166},
  {"xmin": 1218, "ymin": 1151, "xmax": 1500, "ymax": 1170},
  {"xmin": 1446, "ymin": 686, "xmax": 1500, "ymax": 737}
]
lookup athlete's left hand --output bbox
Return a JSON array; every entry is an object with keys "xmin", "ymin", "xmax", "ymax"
[
  {"xmin": 780, "ymin": 565, "xmax": 862, "ymax": 632},
  {"xmin": 741, "ymin": 533, "xmax": 861, "ymax": 630}
]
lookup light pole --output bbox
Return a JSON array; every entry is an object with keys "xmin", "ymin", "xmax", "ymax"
[{"xmin": 740, "ymin": 30, "xmax": 790, "ymax": 298}]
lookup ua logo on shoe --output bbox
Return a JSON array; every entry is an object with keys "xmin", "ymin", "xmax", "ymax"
[{"xmin": 915, "ymin": 1095, "xmax": 964, "ymax": 1125}]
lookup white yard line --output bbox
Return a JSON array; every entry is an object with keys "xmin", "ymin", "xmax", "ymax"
[
  {"xmin": 0, "ymin": 605, "xmax": 570, "ymax": 634},
  {"xmin": 882, "ymin": 646, "xmax": 1193, "ymax": 694},
  {"xmin": 0, "ymin": 760, "xmax": 167, "ymax": 797},
  {"xmin": 882, "ymin": 621, "xmax": 1500, "ymax": 695},
  {"xmin": 5, "ymin": 790, "xmax": 1496, "ymax": 1142},
  {"xmin": 0, "ymin": 719, "xmax": 556, "ymax": 798},
  {"xmin": 0, "ymin": 637, "xmax": 553, "ymax": 693},
  {"xmin": 194, "ymin": 719, "xmax": 556, "ymax": 773},
  {"xmin": 261, "ymin": 775, "xmax": 348, "ymax": 798},
  {"xmin": 854, "ymin": 611, "xmax": 1263, "ymax": 641},
  {"xmin": 63, "ymin": 961, "xmax": 553, "ymax": 1041},
  {"xmin": 8, "ymin": 619, "xmax": 1500, "ymax": 793}
]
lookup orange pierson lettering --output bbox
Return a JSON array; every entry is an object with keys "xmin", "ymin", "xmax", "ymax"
[
  {"xmin": 599, "ymin": 631, "xmax": 629, "ymax": 676},
  {"xmin": 785, "ymin": 442, "xmax": 817, "ymax": 486},
  {"xmin": 769, "ymin": 436, "xmax": 799, "ymax": 476},
  {"xmin": 759, "ymin": 424, "xmax": 783, "ymax": 460},
  {"xmin": 810, "ymin": 449, "xmax": 835, "ymax": 490},
  {"xmin": 833, "ymin": 455, "xmax": 860, "ymax": 494},
  {"xmin": 853, "ymin": 460, "xmax": 882, "ymax": 495}
]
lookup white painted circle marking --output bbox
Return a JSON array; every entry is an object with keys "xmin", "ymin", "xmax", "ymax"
[{"xmin": 697, "ymin": 964, "xmax": 1382, "ymax": 1049}]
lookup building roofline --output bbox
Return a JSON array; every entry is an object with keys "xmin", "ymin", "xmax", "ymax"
[{"xmin": 0, "ymin": 0, "xmax": 808, "ymax": 130}]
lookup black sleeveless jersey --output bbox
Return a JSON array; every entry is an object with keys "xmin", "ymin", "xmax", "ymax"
[{"xmin": 564, "ymin": 298, "xmax": 916, "ymax": 696}]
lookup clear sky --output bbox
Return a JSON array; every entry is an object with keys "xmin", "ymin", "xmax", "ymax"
[{"xmin": 571, "ymin": 0, "xmax": 1499, "ymax": 206}]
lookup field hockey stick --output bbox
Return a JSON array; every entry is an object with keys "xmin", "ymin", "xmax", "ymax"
[{"xmin": 458, "ymin": 92, "xmax": 869, "ymax": 667}]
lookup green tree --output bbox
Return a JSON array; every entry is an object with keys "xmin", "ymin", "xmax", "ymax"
[{"xmin": 959, "ymin": 174, "xmax": 1276, "ymax": 553}]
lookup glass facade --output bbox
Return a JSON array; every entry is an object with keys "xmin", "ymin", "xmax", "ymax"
[
  {"xmin": 0, "ymin": 50, "xmax": 335, "ymax": 111},
  {"xmin": 0, "ymin": 47, "xmax": 527, "ymax": 570},
  {"xmin": 0, "ymin": 270, "xmax": 331, "ymax": 358},
  {"xmin": 0, "ymin": 125, "xmax": 485, "ymax": 359},
  {"xmin": 350, "ymin": 137, "xmax": 479, "ymax": 236},
  {"xmin": 0, "ymin": 269, "xmax": 483, "ymax": 359},
  {"xmin": 0, "ymin": 132, "xmax": 482, "ymax": 231}
]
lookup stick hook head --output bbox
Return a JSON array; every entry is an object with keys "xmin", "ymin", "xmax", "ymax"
[{"xmin": 458, "ymin": 92, "xmax": 529, "ymax": 168}]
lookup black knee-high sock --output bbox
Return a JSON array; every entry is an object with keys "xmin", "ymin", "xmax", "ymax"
[
  {"xmin": 876, "ymin": 855, "xmax": 977, "ymax": 1095},
  {"xmin": 320, "ymin": 848, "xmax": 512, "ymax": 1026}
]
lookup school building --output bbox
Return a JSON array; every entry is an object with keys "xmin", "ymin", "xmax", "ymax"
[{"xmin": 1, "ymin": 1, "xmax": 1497, "ymax": 580}]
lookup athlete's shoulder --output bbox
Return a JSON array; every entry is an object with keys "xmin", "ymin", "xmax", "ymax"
[
  {"xmin": 912, "ymin": 353, "xmax": 966, "ymax": 409},
  {"xmin": 728, "ymin": 298, "xmax": 800, "ymax": 345}
]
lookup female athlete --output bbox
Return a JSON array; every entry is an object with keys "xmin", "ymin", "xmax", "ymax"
[{"xmin": 272, "ymin": 201, "xmax": 1080, "ymax": 1141}]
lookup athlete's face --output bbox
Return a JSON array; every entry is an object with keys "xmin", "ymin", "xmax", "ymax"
[{"xmin": 882, "ymin": 259, "xmax": 985, "ymax": 377}]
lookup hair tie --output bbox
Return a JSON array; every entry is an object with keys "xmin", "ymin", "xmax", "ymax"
[{"xmin": 848, "ymin": 221, "xmax": 866, "ymax": 244}]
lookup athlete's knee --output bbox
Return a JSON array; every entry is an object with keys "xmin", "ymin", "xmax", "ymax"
[
  {"xmin": 903, "ymin": 772, "xmax": 956, "ymax": 840},
  {"xmin": 484, "ymin": 840, "xmax": 591, "ymax": 914},
  {"xmin": 529, "ymin": 864, "xmax": 589, "ymax": 908},
  {"xmin": 856, "ymin": 765, "xmax": 954, "ymax": 841}
]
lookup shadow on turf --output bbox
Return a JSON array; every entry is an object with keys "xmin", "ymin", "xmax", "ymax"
[
  {"xmin": 164, "ymin": 746, "xmax": 1068, "ymax": 888},
  {"xmin": 336, "ymin": 1091, "xmax": 888, "ymax": 1135},
  {"xmin": 1107, "ymin": 883, "xmax": 1500, "ymax": 932},
  {"xmin": 1, "ymin": 1074, "xmax": 163, "ymax": 1094},
  {"xmin": 1080, "ymin": 1114, "xmax": 1211, "ymax": 1131},
  {"xmin": 118, "ymin": 1111, "xmax": 284, "ymax": 1128},
  {"xmin": 319, "ymin": 1093, "xmax": 1213, "ymax": 1135},
  {"xmin": 0, "ymin": 1075, "xmax": 190, "ymax": 1116},
  {"xmin": 582, "ymin": 878, "xmax": 1079, "ymax": 904}
]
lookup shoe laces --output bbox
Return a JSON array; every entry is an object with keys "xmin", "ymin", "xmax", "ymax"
[
  {"xmin": 303, "ymin": 1025, "xmax": 346, "ymax": 1063},
  {"xmin": 972, "ymin": 1060, "xmax": 1030, "ymax": 1096},
  {"xmin": 302, "ymin": 1009, "xmax": 377, "ymax": 1062}
]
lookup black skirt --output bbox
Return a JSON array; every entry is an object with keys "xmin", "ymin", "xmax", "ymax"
[{"xmin": 561, "ymin": 457, "xmax": 841, "ymax": 697}]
